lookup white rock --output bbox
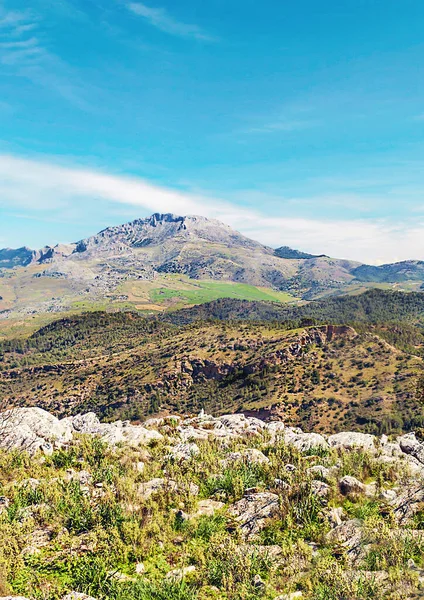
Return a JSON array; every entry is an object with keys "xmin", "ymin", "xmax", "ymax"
[
  {"xmin": 193, "ymin": 499, "xmax": 225, "ymax": 517},
  {"xmin": 228, "ymin": 492, "xmax": 279, "ymax": 539},
  {"xmin": 339, "ymin": 475, "xmax": 366, "ymax": 497},
  {"xmin": 224, "ymin": 448, "xmax": 269, "ymax": 466},
  {"xmin": 165, "ymin": 565, "xmax": 196, "ymax": 580},
  {"xmin": 61, "ymin": 593, "xmax": 97, "ymax": 600},
  {"xmin": 168, "ymin": 442, "xmax": 199, "ymax": 461},
  {"xmin": 398, "ymin": 433, "xmax": 424, "ymax": 465},
  {"xmin": 328, "ymin": 432, "xmax": 376, "ymax": 452}
]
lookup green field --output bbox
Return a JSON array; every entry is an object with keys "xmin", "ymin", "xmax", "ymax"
[{"xmin": 150, "ymin": 280, "xmax": 296, "ymax": 305}]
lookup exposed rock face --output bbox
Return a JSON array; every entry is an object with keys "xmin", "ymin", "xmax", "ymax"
[
  {"xmin": 228, "ymin": 492, "xmax": 280, "ymax": 539},
  {"xmin": 0, "ymin": 408, "xmax": 162, "ymax": 454},
  {"xmin": 339, "ymin": 476, "xmax": 366, "ymax": 498},
  {"xmin": 328, "ymin": 431, "xmax": 376, "ymax": 452},
  {"xmin": 394, "ymin": 484, "xmax": 424, "ymax": 524},
  {"xmin": 398, "ymin": 433, "xmax": 424, "ymax": 465}
]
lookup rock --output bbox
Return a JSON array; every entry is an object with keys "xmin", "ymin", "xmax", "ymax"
[
  {"xmin": 326, "ymin": 519, "xmax": 363, "ymax": 560},
  {"xmin": 252, "ymin": 574, "xmax": 266, "ymax": 590},
  {"xmin": 135, "ymin": 461, "xmax": 145, "ymax": 473},
  {"xmin": 135, "ymin": 562, "xmax": 145, "ymax": 574},
  {"xmin": 285, "ymin": 430, "xmax": 329, "ymax": 453},
  {"xmin": 307, "ymin": 465, "xmax": 331, "ymax": 481},
  {"xmin": 228, "ymin": 492, "xmax": 279, "ymax": 539},
  {"xmin": 168, "ymin": 443, "xmax": 199, "ymax": 462},
  {"xmin": 285, "ymin": 464, "xmax": 297, "ymax": 472},
  {"xmin": 0, "ymin": 597, "xmax": 31, "ymax": 600},
  {"xmin": 215, "ymin": 414, "xmax": 266, "ymax": 437},
  {"xmin": 0, "ymin": 407, "xmax": 72, "ymax": 454},
  {"xmin": 398, "ymin": 433, "xmax": 424, "ymax": 465},
  {"xmin": 138, "ymin": 478, "xmax": 177, "ymax": 500},
  {"xmin": 61, "ymin": 594, "xmax": 97, "ymax": 600},
  {"xmin": 193, "ymin": 499, "xmax": 225, "ymax": 517},
  {"xmin": 165, "ymin": 565, "xmax": 196, "ymax": 580},
  {"xmin": 394, "ymin": 484, "xmax": 424, "ymax": 524},
  {"xmin": 339, "ymin": 475, "xmax": 365, "ymax": 497},
  {"xmin": 328, "ymin": 432, "xmax": 376, "ymax": 452},
  {"xmin": 223, "ymin": 448, "xmax": 269, "ymax": 466},
  {"xmin": 311, "ymin": 479, "xmax": 330, "ymax": 500}
]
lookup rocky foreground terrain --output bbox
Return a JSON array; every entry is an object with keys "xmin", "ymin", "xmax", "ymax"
[{"xmin": 1, "ymin": 407, "xmax": 424, "ymax": 599}]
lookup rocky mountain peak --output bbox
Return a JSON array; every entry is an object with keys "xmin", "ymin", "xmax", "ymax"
[{"xmin": 73, "ymin": 212, "xmax": 264, "ymax": 256}]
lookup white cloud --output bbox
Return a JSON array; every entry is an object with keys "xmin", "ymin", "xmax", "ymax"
[
  {"xmin": 127, "ymin": 2, "xmax": 214, "ymax": 41},
  {"xmin": 0, "ymin": 153, "xmax": 423, "ymax": 265}
]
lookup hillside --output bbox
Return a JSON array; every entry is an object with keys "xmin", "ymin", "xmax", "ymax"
[
  {"xmin": 1, "ymin": 406, "xmax": 424, "ymax": 600},
  {"xmin": 1, "ymin": 306, "xmax": 423, "ymax": 434},
  {"xmin": 2, "ymin": 213, "xmax": 424, "ymax": 322}
]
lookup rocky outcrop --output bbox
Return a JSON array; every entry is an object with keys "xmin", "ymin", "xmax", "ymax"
[
  {"xmin": 228, "ymin": 492, "xmax": 280, "ymax": 539},
  {"xmin": 0, "ymin": 408, "xmax": 162, "ymax": 455}
]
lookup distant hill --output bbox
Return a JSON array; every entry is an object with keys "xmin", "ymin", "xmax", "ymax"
[
  {"xmin": 353, "ymin": 260, "xmax": 424, "ymax": 282},
  {"xmin": 274, "ymin": 246, "xmax": 324, "ymax": 259},
  {"xmin": 1, "ymin": 213, "xmax": 424, "ymax": 319},
  {"xmin": 1, "ymin": 301, "xmax": 422, "ymax": 433},
  {"xmin": 0, "ymin": 247, "xmax": 34, "ymax": 268}
]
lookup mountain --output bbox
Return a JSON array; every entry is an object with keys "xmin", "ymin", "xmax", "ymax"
[
  {"xmin": 0, "ymin": 247, "xmax": 34, "ymax": 268},
  {"xmin": 274, "ymin": 245, "xmax": 324, "ymax": 259},
  {"xmin": 1, "ymin": 213, "xmax": 424, "ymax": 323},
  {"xmin": 353, "ymin": 260, "xmax": 424, "ymax": 283}
]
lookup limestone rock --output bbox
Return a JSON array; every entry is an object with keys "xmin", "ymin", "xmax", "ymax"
[
  {"xmin": 394, "ymin": 484, "xmax": 424, "ymax": 524},
  {"xmin": 224, "ymin": 448, "xmax": 269, "ymax": 466},
  {"xmin": 398, "ymin": 433, "xmax": 424, "ymax": 465},
  {"xmin": 228, "ymin": 492, "xmax": 279, "ymax": 539},
  {"xmin": 168, "ymin": 442, "xmax": 199, "ymax": 462},
  {"xmin": 165, "ymin": 565, "xmax": 196, "ymax": 580},
  {"xmin": 339, "ymin": 475, "xmax": 366, "ymax": 497},
  {"xmin": 193, "ymin": 499, "xmax": 225, "ymax": 517},
  {"xmin": 328, "ymin": 432, "xmax": 376, "ymax": 452}
]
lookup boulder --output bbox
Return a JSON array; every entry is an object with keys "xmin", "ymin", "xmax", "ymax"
[
  {"xmin": 228, "ymin": 492, "xmax": 279, "ymax": 539},
  {"xmin": 394, "ymin": 484, "xmax": 424, "ymax": 524},
  {"xmin": 284, "ymin": 430, "xmax": 329, "ymax": 453},
  {"xmin": 339, "ymin": 476, "xmax": 366, "ymax": 498},
  {"xmin": 61, "ymin": 593, "xmax": 97, "ymax": 600},
  {"xmin": 193, "ymin": 499, "xmax": 225, "ymax": 517},
  {"xmin": 168, "ymin": 442, "xmax": 199, "ymax": 462},
  {"xmin": 165, "ymin": 565, "xmax": 196, "ymax": 580},
  {"xmin": 398, "ymin": 433, "xmax": 424, "ymax": 465},
  {"xmin": 328, "ymin": 432, "xmax": 376, "ymax": 452},
  {"xmin": 0, "ymin": 407, "xmax": 72, "ymax": 454},
  {"xmin": 223, "ymin": 448, "xmax": 269, "ymax": 466}
]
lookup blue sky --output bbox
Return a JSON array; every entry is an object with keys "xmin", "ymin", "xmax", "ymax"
[{"xmin": 1, "ymin": 0, "xmax": 424, "ymax": 263}]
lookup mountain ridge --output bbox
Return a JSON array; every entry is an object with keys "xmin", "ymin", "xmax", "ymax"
[{"xmin": 2, "ymin": 213, "xmax": 424, "ymax": 320}]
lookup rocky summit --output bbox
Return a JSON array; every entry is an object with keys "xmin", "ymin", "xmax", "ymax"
[
  {"xmin": 3, "ymin": 213, "xmax": 424, "ymax": 320},
  {"xmin": 1, "ymin": 406, "xmax": 424, "ymax": 599}
]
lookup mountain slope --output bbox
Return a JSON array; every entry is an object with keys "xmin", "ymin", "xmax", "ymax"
[
  {"xmin": 1, "ymin": 309, "xmax": 422, "ymax": 433},
  {"xmin": 2, "ymin": 213, "xmax": 424, "ymax": 321}
]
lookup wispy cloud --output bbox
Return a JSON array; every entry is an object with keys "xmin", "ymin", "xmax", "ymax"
[
  {"xmin": 243, "ymin": 118, "xmax": 320, "ymax": 135},
  {"xmin": 127, "ymin": 2, "xmax": 215, "ymax": 41},
  {"xmin": 1, "ymin": 153, "xmax": 424, "ymax": 265},
  {"xmin": 0, "ymin": 7, "xmax": 92, "ymax": 110}
]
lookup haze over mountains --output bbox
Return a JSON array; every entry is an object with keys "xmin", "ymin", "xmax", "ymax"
[{"xmin": 1, "ymin": 213, "xmax": 424, "ymax": 320}]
